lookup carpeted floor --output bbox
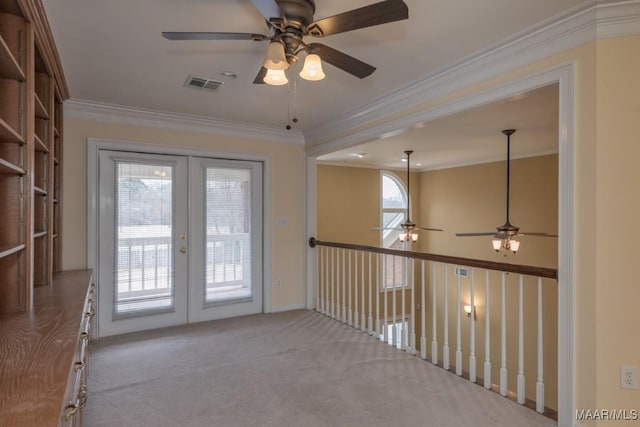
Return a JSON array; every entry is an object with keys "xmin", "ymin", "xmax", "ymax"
[{"xmin": 86, "ymin": 310, "xmax": 556, "ymax": 427}]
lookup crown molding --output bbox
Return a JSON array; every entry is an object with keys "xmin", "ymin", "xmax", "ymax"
[
  {"xmin": 304, "ymin": 0, "xmax": 640, "ymax": 149},
  {"xmin": 65, "ymin": 99, "xmax": 305, "ymax": 145}
]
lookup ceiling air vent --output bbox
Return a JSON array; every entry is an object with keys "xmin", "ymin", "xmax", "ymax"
[{"xmin": 184, "ymin": 75, "xmax": 223, "ymax": 91}]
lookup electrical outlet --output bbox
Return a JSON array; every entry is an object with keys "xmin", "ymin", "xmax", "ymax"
[{"xmin": 621, "ymin": 366, "xmax": 637, "ymax": 389}]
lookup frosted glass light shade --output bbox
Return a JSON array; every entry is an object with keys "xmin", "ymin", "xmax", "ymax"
[
  {"xmin": 263, "ymin": 42, "xmax": 288, "ymax": 70},
  {"xmin": 492, "ymin": 239, "xmax": 502, "ymax": 251},
  {"xmin": 263, "ymin": 68, "xmax": 288, "ymax": 86},
  {"xmin": 509, "ymin": 240, "xmax": 520, "ymax": 253},
  {"xmin": 299, "ymin": 54, "xmax": 326, "ymax": 81}
]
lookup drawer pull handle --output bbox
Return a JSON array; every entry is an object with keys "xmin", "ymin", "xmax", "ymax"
[
  {"xmin": 85, "ymin": 309, "xmax": 95, "ymax": 318},
  {"xmin": 78, "ymin": 385, "xmax": 88, "ymax": 407},
  {"xmin": 63, "ymin": 403, "xmax": 79, "ymax": 421},
  {"xmin": 73, "ymin": 361, "xmax": 85, "ymax": 372}
]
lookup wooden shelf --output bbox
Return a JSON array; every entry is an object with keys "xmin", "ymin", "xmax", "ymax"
[
  {"xmin": 53, "ymin": 199, "xmax": 59, "ymax": 204},
  {"xmin": 53, "ymin": 126, "xmax": 59, "ymax": 137},
  {"xmin": 53, "ymin": 157, "xmax": 58, "ymax": 165},
  {"xmin": 0, "ymin": 243, "xmax": 25, "ymax": 260},
  {"xmin": 0, "ymin": 158, "xmax": 25, "ymax": 175},
  {"xmin": 34, "ymin": 93, "xmax": 49, "ymax": 119},
  {"xmin": 34, "ymin": 134, "xmax": 48, "ymax": 152},
  {"xmin": 0, "ymin": 34, "xmax": 25, "ymax": 81},
  {"xmin": 33, "ymin": 231, "xmax": 47, "ymax": 239},
  {"xmin": 33, "ymin": 186, "xmax": 47, "ymax": 195},
  {"xmin": 0, "ymin": 117, "xmax": 24, "ymax": 144},
  {"xmin": 52, "ymin": 233, "xmax": 58, "ymax": 239}
]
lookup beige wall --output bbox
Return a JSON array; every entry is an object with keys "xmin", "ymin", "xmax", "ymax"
[
  {"xmin": 595, "ymin": 36, "xmax": 640, "ymax": 417},
  {"xmin": 61, "ymin": 118, "xmax": 306, "ymax": 308},
  {"xmin": 317, "ymin": 165, "xmax": 419, "ymax": 245}
]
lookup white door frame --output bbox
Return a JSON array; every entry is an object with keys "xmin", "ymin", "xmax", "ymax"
[
  {"xmin": 305, "ymin": 63, "xmax": 576, "ymax": 425},
  {"xmin": 88, "ymin": 138, "xmax": 273, "ymax": 337}
]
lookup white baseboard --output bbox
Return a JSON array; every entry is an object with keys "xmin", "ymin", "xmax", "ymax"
[{"xmin": 269, "ymin": 304, "xmax": 306, "ymax": 313}]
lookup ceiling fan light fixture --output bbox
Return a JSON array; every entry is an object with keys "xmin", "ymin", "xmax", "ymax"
[
  {"xmin": 263, "ymin": 68, "xmax": 289, "ymax": 86},
  {"xmin": 263, "ymin": 41, "xmax": 289, "ymax": 71},
  {"xmin": 509, "ymin": 239, "xmax": 520, "ymax": 253},
  {"xmin": 299, "ymin": 53, "xmax": 326, "ymax": 81},
  {"xmin": 492, "ymin": 239, "xmax": 502, "ymax": 251}
]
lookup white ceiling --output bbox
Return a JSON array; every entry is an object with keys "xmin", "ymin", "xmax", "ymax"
[
  {"xmin": 318, "ymin": 83, "xmax": 559, "ymax": 171},
  {"xmin": 44, "ymin": 0, "xmax": 584, "ymax": 139}
]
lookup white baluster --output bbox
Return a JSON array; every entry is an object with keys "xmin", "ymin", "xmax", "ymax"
[
  {"xmin": 353, "ymin": 251, "xmax": 358, "ymax": 329},
  {"xmin": 376, "ymin": 253, "xmax": 381, "ymax": 339},
  {"xmin": 317, "ymin": 246, "xmax": 322, "ymax": 313},
  {"xmin": 342, "ymin": 249, "xmax": 346, "ymax": 323},
  {"xmin": 500, "ymin": 272, "xmax": 508, "ymax": 396},
  {"xmin": 410, "ymin": 258, "xmax": 416, "ymax": 354},
  {"xmin": 369, "ymin": 252, "xmax": 374, "ymax": 335},
  {"xmin": 431, "ymin": 262, "xmax": 438, "ymax": 364},
  {"xmin": 325, "ymin": 247, "xmax": 329, "ymax": 316},
  {"xmin": 382, "ymin": 254, "xmax": 388, "ymax": 343},
  {"xmin": 392, "ymin": 255, "xmax": 397, "ymax": 348},
  {"xmin": 348, "ymin": 250, "xmax": 353, "ymax": 326},
  {"xmin": 484, "ymin": 269, "xmax": 492, "ymax": 389},
  {"xmin": 401, "ymin": 256, "xmax": 406, "ymax": 351},
  {"xmin": 517, "ymin": 275, "xmax": 525, "ymax": 404},
  {"xmin": 347, "ymin": 250, "xmax": 358, "ymax": 326},
  {"xmin": 420, "ymin": 260, "xmax": 427, "ymax": 360},
  {"xmin": 443, "ymin": 266, "xmax": 450, "ymax": 371},
  {"xmin": 361, "ymin": 251, "xmax": 366, "ymax": 331},
  {"xmin": 456, "ymin": 267, "xmax": 462, "ymax": 376},
  {"xmin": 536, "ymin": 277, "xmax": 545, "ymax": 413},
  {"xmin": 335, "ymin": 248, "xmax": 340, "ymax": 320},
  {"xmin": 469, "ymin": 268, "xmax": 476, "ymax": 383},
  {"xmin": 331, "ymin": 248, "xmax": 335, "ymax": 319}
]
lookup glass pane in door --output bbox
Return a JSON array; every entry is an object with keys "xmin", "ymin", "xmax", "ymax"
[
  {"xmin": 204, "ymin": 167, "xmax": 252, "ymax": 304},
  {"xmin": 115, "ymin": 162, "xmax": 174, "ymax": 316}
]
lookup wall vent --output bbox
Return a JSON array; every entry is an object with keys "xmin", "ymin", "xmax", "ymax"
[
  {"xmin": 184, "ymin": 75, "xmax": 224, "ymax": 91},
  {"xmin": 455, "ymin": 266, "xmax": 469, "ymax": 278}
]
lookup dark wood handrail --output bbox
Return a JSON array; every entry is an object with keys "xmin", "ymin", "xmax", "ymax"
[{"xmin": 309, "ymin": 238, "xmax": 557, "ymax": 280}]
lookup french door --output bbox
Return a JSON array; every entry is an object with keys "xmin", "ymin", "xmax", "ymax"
[{"xmin": 97, "ymin": 150, "xmax": 262, "ymax": 337}]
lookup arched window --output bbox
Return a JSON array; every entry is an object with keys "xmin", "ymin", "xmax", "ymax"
[{"xmin": 380, "ymin": 171, "xmax": 409, "ymax": 289}]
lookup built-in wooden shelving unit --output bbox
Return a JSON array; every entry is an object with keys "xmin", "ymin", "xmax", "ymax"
[{"xmin": 0, "ymin": 0, "xmax": 68, "ymax": 312}]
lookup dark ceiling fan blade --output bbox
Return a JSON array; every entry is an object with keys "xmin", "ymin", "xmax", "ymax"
[
  {"xmin": 417, "ymin": 227, "xmax": 444, "ymax": 232},
  {"xmin": 253, "ymin": 67, "xmax": 268, "ymax": 84},
  {"xmin": 251, "ymin": 0, "xmax": 281, "ymax": 21},
  {"xmin": 308, "ymin": 43, "xmax": 375, "ymax": 79},
  {"xmin": 307, "ymin": 0, "xmax": 408, "ymax": 37},
  {"xmin": 162, "ymin": 32, "xmax": 270, "ymax": 41},
  {"xmin": 371, "ymin": 227, "xmax": 402, "ymax": 231},
  {"xmin": 518, "ymin": 232, "xmax": 558, "ymax": 238},
  {"xmin": 456, "ymin": 232, "xmax": 497, "ymax": 237}
]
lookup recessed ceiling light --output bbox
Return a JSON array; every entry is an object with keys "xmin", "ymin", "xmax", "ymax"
[
  {"xmin": 220, "ymin": 72, "xmax": 238, "ymax": 79},
  {"xmin": 354, "ymin": 153, "xmax": 367, "ymax": 158}
]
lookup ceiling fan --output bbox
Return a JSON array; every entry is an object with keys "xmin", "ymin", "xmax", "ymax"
[
  {"xmin": 455, "ymin": 129, "xmax": 557, "ymax": 253},
  {"xmin": 162, "ymin": 0, "xmax": 409, "ymax": 85},
  {"xmin": 373, "ymin": 150, "xmax": 443, "ymax": 244}
]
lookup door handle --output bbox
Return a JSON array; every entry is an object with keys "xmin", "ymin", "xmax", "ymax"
[{"xmin": 180, "ymin": 246, "xmax": 187, "ymax": 254}]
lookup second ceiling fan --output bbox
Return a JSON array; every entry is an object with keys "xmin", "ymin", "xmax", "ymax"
[
  {"xmin": 162, "ymin": 0, "xmax": 409, "ymax": 85},
  {"xmin": 456, "ymin": 129, "xmax": 557, "ymax": 253},
  {"xmin": 374, "ymin": 150, "xmax": 443, "ymax": 244}
]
